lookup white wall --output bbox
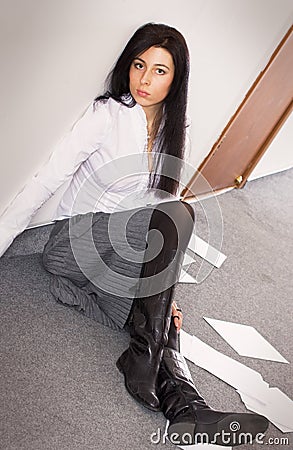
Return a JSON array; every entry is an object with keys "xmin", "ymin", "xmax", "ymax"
[
  {"xmin": 0, "ymin": 0, "xmax": 292, "ymax": 226},
  {"xmin": 248, "ymin": 113, "xmax": 293, "ymax": 181}
]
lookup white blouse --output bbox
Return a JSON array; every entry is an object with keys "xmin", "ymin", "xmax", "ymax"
[{"xmin": 0, "ymin": 96, "xmax": 190, "ymax": 257}]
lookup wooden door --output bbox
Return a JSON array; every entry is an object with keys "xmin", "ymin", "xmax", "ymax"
[{"xmin": 181, "ymin": 26, "xmax": 293, "ymax": 199}]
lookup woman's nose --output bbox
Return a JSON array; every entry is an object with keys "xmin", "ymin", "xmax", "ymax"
[{"xmin": 141, "ymin": 71, "xmax": 151, "ymax": 85}]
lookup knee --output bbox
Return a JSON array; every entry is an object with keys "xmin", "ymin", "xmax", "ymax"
[
  {"xmin": 180, "ymin": 200, "xmax": 195, "ymax": 223},
  {"xmin": 161, "ymin": 199, "xmax": 195, "ymax": 228},
  {"xmin": 149, "ymin": 200, "xmax": 195, "ymax": 248}
]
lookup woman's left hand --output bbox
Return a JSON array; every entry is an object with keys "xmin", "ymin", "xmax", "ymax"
[{"xmin": 171, "ymin": 300, "xmax": 183, "ymax": 333}]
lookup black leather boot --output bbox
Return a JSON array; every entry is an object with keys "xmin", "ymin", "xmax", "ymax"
[
  {"xmin": 117, "ymin": 282, "xmax": 175, "ymax": 410},
  {"xmin": 116, "ymin": 201, "xmax": 195, "ymax": 411},
  {"xmin": 158, "ymin": 318, "xmax": 269, "ymax": 446},
  {"xmin": 117, "ymin": 247, "xmax": 184, "ymax": 411}
]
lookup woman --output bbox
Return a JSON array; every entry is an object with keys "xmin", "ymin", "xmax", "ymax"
[{"xmin": 0, "ymin": 23, "xmax": 268, "ymax": 446}]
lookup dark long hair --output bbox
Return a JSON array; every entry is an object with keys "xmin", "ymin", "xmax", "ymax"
[{"xmin": 94, "ymin": 22, "xmax": 190, "ymax": 196}]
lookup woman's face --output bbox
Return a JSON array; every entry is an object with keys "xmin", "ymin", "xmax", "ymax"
[{"xmin": 129, "ymin": 46, "xmax": 175, "ymax": 115}]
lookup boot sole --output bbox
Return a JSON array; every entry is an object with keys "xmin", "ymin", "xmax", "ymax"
[
  {"xmin": 116, "ymin": 358, "xmax": 161, "ymax": 412},
  {"xmin": 167, "ymin": 413, "xmax": 269, "ymax": 447}
]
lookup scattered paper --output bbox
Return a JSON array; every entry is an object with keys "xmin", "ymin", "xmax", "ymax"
[
  {"xmin": 187, "ymin": 233, "xmax": 226, "ymax": 268},
  {"xmin": 238, "ymin": 389, "xmax": 293, "ymax": 433},
  {"xmin": 180, "ymin": 330, "xmax": 293, "ymax": 433},
  {"xmin": 180, "ymin": 331, "xmax": 269, "ymax": 396},
  {"xmin": 203, "ymin": 317, "xmax": 289, "ymax": 364},
  {"xmin": 182, "ymin": 251, "xmax": 197, "ymax": 266},
  {"xmin": 179, "ymin": 268, "xmax": 198, "ymax": 284}
]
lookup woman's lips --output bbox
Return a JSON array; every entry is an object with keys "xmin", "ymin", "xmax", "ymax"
[{"xmin": 137, "ymin": 89, "xmax": 150, "ymax": 98}]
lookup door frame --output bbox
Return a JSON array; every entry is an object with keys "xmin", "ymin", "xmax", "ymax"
[{"xmin": 181, "ymin": 25, "xmax": 293, "ymax": 199}]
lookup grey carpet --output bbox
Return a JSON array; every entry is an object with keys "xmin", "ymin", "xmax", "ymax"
[{"xmin": 0, "ymin": 169, "xmax": 292, "ymax": 450}]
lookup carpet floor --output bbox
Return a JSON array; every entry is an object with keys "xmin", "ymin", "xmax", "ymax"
[{"xmin": 0, "ymin": 168, "xmax": 292, "ymax": 450}]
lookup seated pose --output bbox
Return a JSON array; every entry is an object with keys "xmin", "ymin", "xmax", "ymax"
[{"xmin": 0, "ymin": 22, "xmax": 268, "ymax": 446}]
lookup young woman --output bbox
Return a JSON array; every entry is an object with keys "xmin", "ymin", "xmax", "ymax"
[{"xmin": 0, "ymin": 23, "xmax": 268, "ymax": 446}]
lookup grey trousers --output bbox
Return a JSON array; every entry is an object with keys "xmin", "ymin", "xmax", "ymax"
[
  {"xmin": 42, "ymin": 201, "xmax": 194, "ymax": 331},
  {"xmin": 42, "ymin": 206, "xmax": 155, "ymax": 330}
]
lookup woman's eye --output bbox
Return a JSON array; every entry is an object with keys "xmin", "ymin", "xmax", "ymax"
[
  {"xmin": 156, "ymin": 68, "xmax": 166, "ymax": 75},
  {"xmin": 134, "ymin": 62, "xmax": 144, "ymax": 70}
]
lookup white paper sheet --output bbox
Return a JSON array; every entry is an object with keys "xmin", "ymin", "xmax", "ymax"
[
  {"xmin": 180, "ymin": 331, "xmax": 269, "ymax": 396},
  {"xmin": 187, "ymin": 233, "xmax": 227, "ymax": 268},
  {"xmin": 182, "ymin": 252, "xmax": 197, "ymax": 266},
  {"xmin": 179, "ymin": 268, "xmax": 198, "ymax": 284},
  {"xmin": 203, "ymin": 317, "xmax": 289, "ymax": 363},
  {"xmin": 238, "ymin": 389, "xmax": 293, "ymax": 433},
  {"xmin": 180, "ymin": 330, "xmax": 293, "ymax": 433}
]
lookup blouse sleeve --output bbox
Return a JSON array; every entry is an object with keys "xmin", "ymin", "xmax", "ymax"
[{"xmin": 0, "ymin": 100, "xmax": 110, "ymax": 257}]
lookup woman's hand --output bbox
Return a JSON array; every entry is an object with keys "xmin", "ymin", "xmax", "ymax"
[{"xmin": 171, "ymin": 300, "xmax": 183, "ymax": 333}]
